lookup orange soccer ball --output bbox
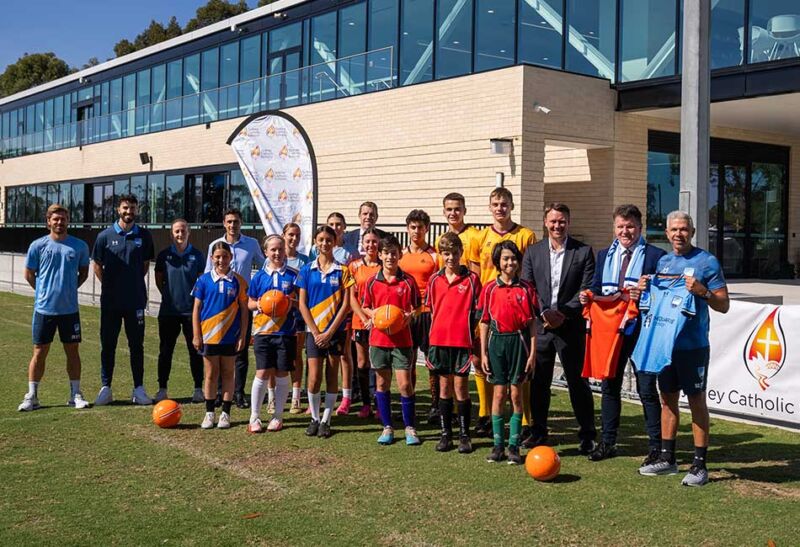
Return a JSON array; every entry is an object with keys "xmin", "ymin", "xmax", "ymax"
[
  {"xmin": 372, "ymin": 305, "xmax": 406, "ymax": 335},
  {"xmin": 152, "ymin": 399, "xmax": 182, "ymax": 428},
  {"xmin": 259, "ymin": 290, "xmax": 290, "ymax": 317},
  {"xmin": 525, "ymin": 446, "xmax": 561, "ymax": 481}
]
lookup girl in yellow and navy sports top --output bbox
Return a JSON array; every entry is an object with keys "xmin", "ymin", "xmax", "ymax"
[
  {"xmin": 297, "ymin": 225, "xmax": 355, "ymax": 439},
  {"xmin": 192, "ymin": 241, "xmax": 248, "ymax": 431}
]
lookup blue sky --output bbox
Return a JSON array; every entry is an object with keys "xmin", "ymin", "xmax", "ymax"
[{"xmin": 0, "ymin": 1, "xmax": 261, "ymax": 71}]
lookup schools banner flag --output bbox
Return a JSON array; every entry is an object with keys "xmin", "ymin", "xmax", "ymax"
[
  {"xmin": 227, "ymin": 112, "xmax": 317, "ymax": 255},
  {"xmin": 685, "ymin": 300, "xmax": 800, "ymax": 429}
]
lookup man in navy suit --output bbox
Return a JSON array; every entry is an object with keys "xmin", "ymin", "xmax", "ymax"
[
  {"xmin": 582, "ymin": 204, "xmax": 666, "ymax": 467},
  {"xmin": 342, "ymin": 201, "xmax": 386, "ymax": 257}
]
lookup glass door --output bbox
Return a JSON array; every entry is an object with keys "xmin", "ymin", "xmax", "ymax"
[
  {"xmin": 749, "ymin": 163, "xmax": 786, "ymax": 278},
  {"xmin": 720, "ymin": 164, "xmax": 747, "ymax": 277},
  {"xmin": 267, "ymin": 48, "xmax": 302, "ymax": 109},
  {"xmin": 90, "ymin": 182, "xmax": 113, "ymax": 224}
]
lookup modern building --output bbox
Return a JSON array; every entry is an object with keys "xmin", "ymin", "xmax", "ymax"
[{"xmin": 1, "ymin": 0, "xmax": 798, "ymax": 278}]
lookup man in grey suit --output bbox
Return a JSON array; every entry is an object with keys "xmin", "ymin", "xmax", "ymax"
[{"xmin": 521, "ymin": 203, "xmax": 597, "ymax": 453}]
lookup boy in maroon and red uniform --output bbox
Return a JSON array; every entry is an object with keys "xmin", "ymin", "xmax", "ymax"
[{"xmin": 426, "ymin": 232, "xmax": 482, "ymax": 454}]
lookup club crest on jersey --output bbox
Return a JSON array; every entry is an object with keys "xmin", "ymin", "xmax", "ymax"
[
  {"xmin": 457, "ymin": 284, "xmax": 467, "ymax": 293},
  {"xmin": 329, "ymin": 276, "xmax": 339, "ymax": 288},
  {"xmin": 743, "ymin": 307, "xmax": 786, "ymax": 391},
  {"xmin": 396, "ymin": 287, "xmax": 404, "ymax": 295},
  {"xmin": 134, "ymin": 238, "xmax": 143, "ymax": 247},
  {"xmin": 281, "ymin": 281, "xmax": 291, "ymax": 290},
  {"xmin": 670, "ymin": 296, "xmax": 683, "ymax": 308}
]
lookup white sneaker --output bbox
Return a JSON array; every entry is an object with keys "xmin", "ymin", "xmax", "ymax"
[
  {"xmin": 191, "ymin": 388, "xmax": 204, "ymax": 403},
  {"xmin": 18, "ymin": 393, "xmax": 40, "ymax": 412},
  {"xmin": 71, "ymin": 392, "xmax": 90, "ymax": 409},
  {"xmin": 217, "ymin": 411, "xmax": 231, "ymax": 429},
  {"xmin": 131, "ymin": 386, "xmax": 153, "ymax": 405},
  {"xmin": 154, "ymin": 389, "xmax": 168, "ymax": 403},
  {"xmin": 94, "ymin": 386, "xmax": 113, "ymax": 406},
  {"xmin": 201, "ymin": 412, "xmax": 215, "ymax": 429}
]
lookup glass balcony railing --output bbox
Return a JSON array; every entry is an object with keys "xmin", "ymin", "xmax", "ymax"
[{"xmin": 0, "ymin": 47, "xmax": 394, "ymax": 160}]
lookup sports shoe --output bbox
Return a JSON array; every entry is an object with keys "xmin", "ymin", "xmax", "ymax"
[
  {"xmin": 507, "ymin": 445, "xmax": 523, "ymax": 465},
  {"xmin": 377, "ymin": 426, "xmax": 394, "ymax": 445},
  {"xmin": 71, "ymin": 392, "xmax": 90, "ymax": 410},
  {"xmin": 234, "ymin": 391, "xmax": 250, "ymax": 409},
  {"xmin": 486, "ymin": 445, "xmax": 506, "ymax": 463},
  {"xmin": 247, "ymin": 418, "xmax": 263, "ymax": 434},
  {"xmin": 217, "ymin": 411, "xmax": 231, "ymax": 429},
  {"xmin": 458, "ymin": 436, "xmax": 473, "ymax": 454},
  {"xmin": 640, "ymin": 448, "xmax": 661, "ymax": 469},
  {"xmin": 154, "ymin": 389, "xmax": 168, "ymax": 403},
  {"xmin": 522, "ymin": 432, "xmax": 549, "ymax": 449},
  {"xmin": 579, "ymin": 439, "xmax": 597, "ymax": 455},
  {"xmin": 305, "ymin": 405, "xmax": 312, "ymax": 415},
  {"xmin": 18, "ymin": 393, "xmax": 40, "ymax": 412},
  {"xmin": 435, "ymin": 434, "xmax": 453, "ymax": 452},
  {"xmin": 131, "ymin": 386, "xmax": 153, "ymax": 405},
  {"xmin": 427, "ymin": 405, "xmax": 441, "ymax": 426},
  {"xmin": 94, "ymin": 386, "xmax": 113, "ymax": 406},
  {"xmin": 317, "ymin": 421, "xmax": 332, "ymax": 438},
  {"xmin": 405, "ymin": 427, "xmax": 421, "ymax": 446},
  {"xmin": 305, "ymin": 420, "xmax": 320, "ymax": 437},
  {"xmin": 267, "ymin": 418, "xmax": 283, "ymax": 432},
  {"xmin": 201, "ymin": 412, "xmax": 215, "ymax": 429},
  {"xmin": 267, "ymin": 398, "xmax": 276, "ymax": 416},
  {"xmin": 475, "ymin": 416, "xmax": 492, "ymax": 438},
  {"xmin": 589, "ymin": 441, "xmax": 618, "ymax": 462},
  {"xmin": 357, "ymin": 404, "xmax": 374, "ymax": 419},
  {"xmin": 335, "ymin": 397, "xmax": 351, "ymax": 416},
  {"xmin": 192, "ymin": 388, "xmax": 205, "ymax": 403},
  {"xmin": 639, "ymin": 456, "xmax": 679, "ymax": 476},
  {"xmin": 289, "ymin": 399, "xmax": 303, "ymax": 414},
  {"xmin": 681, "ymin": 465, "xmax": 709, "ymax": 487}
]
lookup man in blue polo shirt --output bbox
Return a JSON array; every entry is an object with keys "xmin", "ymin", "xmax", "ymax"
[
  {"xmin": 92, "ymin": 194, "xmax": 155, "ymax": 406},
  {"xmin": 18, "ymin": 204, "xmax": 91, "ymax": 412},
  {"xmin": 205, "ymin": 207, "xmax": 265, "ymax": 408},
  {"xmin": 154, "ymin": 218, "xmax": 205, "ymax": 403}
]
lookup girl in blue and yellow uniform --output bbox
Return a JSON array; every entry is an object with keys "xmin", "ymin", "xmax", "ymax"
[{"xmin": 192, "ymin": 241, "xmax": 249, "ymax": 430}]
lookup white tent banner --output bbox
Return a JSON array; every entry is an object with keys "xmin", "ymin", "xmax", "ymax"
[
  {"xmin": 228, "ymin": 113, "xmax": 316, "ymax": 255},
  {"xmin": 685, "ymin": 300, "xmax": 799, "ymax": 427}
]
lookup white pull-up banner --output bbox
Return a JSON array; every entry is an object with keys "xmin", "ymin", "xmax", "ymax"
[
  {"xmin": 227, "ymin": 112, "xmax": 317, "ymax": 255},
  {"xmin": 692, "ymin": 301, "xmax": 799, "ymax": 428}
]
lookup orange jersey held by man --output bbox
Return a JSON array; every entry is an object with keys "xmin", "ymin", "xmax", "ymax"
[{"xmin": 581, "ymin": 290, "xmax": 639, "ymax": 380}]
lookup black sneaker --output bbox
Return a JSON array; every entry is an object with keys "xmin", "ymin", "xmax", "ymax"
[
  {"xmin": 427, "ymin": 405, "xmax": 441, "ymax": 426},
  {"xmin": 435, "ymin": 434, "xmax": 453, "ymax": 452},
  {"xmin": 486, "ymin": 445, "xmax": 506, "ymax": 463},
  {"xmin": 640, "ymin": 448, "xmax": 660, "ymax": 468},
  {"xmin": 317, "ymin": 421, "xmax": 332, "ymax": 439},
  {"xmin": 579, "ymin": 439, "xmax": 597, "ymax": 455},
  {"xmin": 458, "ymin": 436, "xmax": 473, "ymax": 454},
  {"xmin": 234, "ymin": 391, "xmax": 250, "ymax": 409},
  {"xmin": 475, "ymin": 416, "xmax": 492, "ymax": 438},
  {"xmin": 507, "ymin": 445, "xmax": 523, "ymax": 465},
  {"xmin": 522, "ymin": 432, "xmax": 549, "ymax": 449},
  {"xmin": 305, "ymin": 420, "xmax": 320, "ymax": 437},
  {"xmin": 588, "ymin": 441, "xmax": 618, "ymax": 461}
]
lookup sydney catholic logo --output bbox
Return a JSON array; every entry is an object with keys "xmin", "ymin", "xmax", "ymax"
[{"xmin": 743, "ymin": 307, "xmax": 786, "ymax": 390}]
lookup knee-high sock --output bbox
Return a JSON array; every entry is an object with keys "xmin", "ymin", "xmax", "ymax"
[
  {"xmin": 400, "ymin": 395, "xmax": 416, "ymax": 429},
  {"xmin": 322, "ymin": 392, "xmax": 337, "ymax": 424},
  {"xmin": 457, "ymin": 399, "xmax": 472, "ymax": 438},
  {"xmin": 439, "ymin": 398, "xmax": 453, "ymax": 436},
  {"xmin": 309, "ymin": 391, "xmax": 321, "ymax": 422},
  {"xmin": 475, "ymin": 374, "xmax": 493, "ymax": 417},
  {"xmin": 358, "ymin": 368, "xmax": 371, "ymax": 406},
  {"xmin": 274, "ymin": 376, "xmax": 290, "ymax": 419},
  {"xmin": 521, "ymin": 380, "xmax": 532, "ymax": 426},
  {"xmin": 492, "ymin": 415, "xmax": 505, "ymax": 447},
  {"xmin": 250, "ymin": 377, "xmax": 266, "ymax": 422},
  {"xmin": 429, "ymin": 375, "xmax": 440, "ymax": 406},
  {"xmin": 509, "ymin": 412, "xmax": 523, "ymax": 447},
  {"xmin": 376, "ymin": 391, "xmax": 392, "ymax": 428},
  {"xmin": 267, "ymin": 387, "xmax": 275, "ymax": 406}
]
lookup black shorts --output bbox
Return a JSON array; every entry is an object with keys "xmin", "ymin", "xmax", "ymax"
[
  {"xmin": 305, "ymin": 330, "xmax": 347, "ymax": 359},
  {"xmin": 32, "ymin": 311, "xmax": 81, "ymax": 345},
  {"xmin": 254, "ymin": 335, "xmax": 296, "ymax": 372},
  {"xmin": 203, "ymin": 343, "xmax": 238, "ymax": 357},
  {"xmin": 410, "ymin": 312, "xmax": 431, "ymax": 353},
  {"xmin": 426, "ymin": 346, "xmax": 472, "ymax": 377},
  {"xmin": 352, "ymin": 329, "xmax": 369, "ymax": 345},
  {"xmin": 658, "ymin": 347, "xmax": 710, "ymax": 395}
]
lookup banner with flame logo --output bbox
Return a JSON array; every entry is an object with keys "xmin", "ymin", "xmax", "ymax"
[
  {"xmin": 680, "ymin": 301, "xmax": 798, "ymax": 428},
  {"xmin": 227, "ymin": 112, "xmax": 316, "ymax": 255}
]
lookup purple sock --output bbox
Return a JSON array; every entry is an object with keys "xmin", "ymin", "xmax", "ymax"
[
  {"xmin": 376, "ymin": 391, "xmax": 392, "ymax": 428},
  {"xmin": 401, "ymin": 395, "xmax": 416, "ymax": 428}
]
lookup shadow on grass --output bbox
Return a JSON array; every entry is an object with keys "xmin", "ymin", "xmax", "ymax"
[{"xmin": 549, "ymin": 473, "xmax": 581, "ymax": 484}]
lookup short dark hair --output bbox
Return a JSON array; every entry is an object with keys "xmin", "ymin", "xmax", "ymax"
[
  {"xmin": 443, "ymin": 193, "xmax": 466, "ymax": 207},
  {"xmin": 438, "ymin": 232, "xmax": 463, "ymax": 255},
  {"xmin": 491, "ymin": 240, "xmax": 523, "ymax": 271},
  {"xmin": 544, "ymin": 202, "xmax": 570, "ymax": 220},
  {"xmin": 223, "ymin": 208, "xmax": 242, "ymax": 221},
  {"xmin": 405, "ymin": 209, "xmax": 430, "ymax": 227},
  {"xmin": 210, "ymin": 241, "xmax": 232, "ymax": 256},
  {"xmin": 361, "ymin": 227, "xmax": 381, "ymax": 240},
  {"xmin": 118, "ymin": 194, "xmax": 138, "ymax": 206},
  {"xmin": 378, "ymin": 234, "xmax": 401, "ymax": 253},
  {"xmin": 612, "ymin": 204, "xmax": 643, "ymax": 226},
  {"xmin": 489, "ymin": 187, "xmax": 513, "ymax": 205},
  {"xmin": 327, "ymin": 212, "xmax": 346, "ymax": 225}
]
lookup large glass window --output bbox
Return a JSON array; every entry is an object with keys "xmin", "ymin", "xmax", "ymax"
[
  {"xmin": 239, "ymin": 35, "xmax": 262, "ymax": 115},
  {"xmin": 183, "ymin": 54, "xmax": 201, "ymax": 126},
  {"xmin": 565, "ymin": 0, "xmax": 616, "ymax": 81},
  {"xmin": 148, "ymin": 173, "xmax": 166, "ymax": 224},
  {"xmin": 749, "ymin": 0, "xmax": 800, "ymax": 63},
  {"xmin": 436, "ymin": 0, "xmax": 473, "ymax": 78},
  {"xmin": 619, "ymin": 0, "xmax": 677, "ymax": 82},
  {"xmin": 167, "ymin": 60, "xmax": 183, "ymax": 129},
  {"xmin": 228, "ymin": 170, "xmax": 257, "ymax": 223},
  {"xmin": 311, "ymin": 12, "xmax": 338, "ymax": 102},
  {"xmin": 165, "ymin": 175, "xmax": 185, "ymax": 221},
  {"xmin": 339, "ymin": 2, "xmax": 367, "ymax": 96},
  {"xmin": 70, "ymin": 183, "xmax": 84, "ymax": 223},
  {"xmin": 219, "ymin": 41, "xmax": 239, "ymax": 119},
  {"xmin": 123, "ymin": 74, "xmax": 136, "ymax": 137},
  {"xmin": 136, "ymin": 69, "xmax": 151, "ymax": 134},
  {"xmin": 202, "ymin": 173, "xmax": 226, "ymax": 223},
  {"xmin": 475, "ymin": 0, "xmax": 516, "ymax": 72},
  {"xmin": 151, "ymin": 64, "xmax": 166, "ymax": 131},
  {"xmin": 369, "ymin": 0, "xmax": 399, "ymax": 86},
  {"xmin": 270, "ymin": 21, "xmax": 302, "ymax": 52},
  {"xmin": 130, "ymin": 175, "xmax": 149, "ymax": 222},
  {"xmin": 710, "ymin": 0, "xmax": 745, "ymax": 69},
  {"xmin": 400, "ymin": 0, "xmax": 434, "ymax": 85},
  {"xmin": 519, "ymin": 0, "xmax": 563, "ymax": 69},
  {"xmin": 201, "ymin": 48, "xmax": 219, "ymax": 123}
]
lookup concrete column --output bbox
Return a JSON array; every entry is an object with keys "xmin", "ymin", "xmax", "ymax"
[{"xmin": 680, "ymin": 0, "xmax": 711, "ymax": 249}]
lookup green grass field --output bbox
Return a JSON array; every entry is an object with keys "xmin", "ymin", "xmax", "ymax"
[{"xmin": 0, "ymin": 291, "xmax": 798, "ymax": 546}]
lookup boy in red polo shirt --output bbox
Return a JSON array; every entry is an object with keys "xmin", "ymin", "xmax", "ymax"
[
  {"xmin": 479, "ymin": 240, "xmax": 537, "ymax": 465},
  {"xmin": 362, "ymin": 235, "xmax": 422, "ymax": 446},
  {"xmin": 426, "ymin": 232, "xmax": 482, "ymax": 454}
]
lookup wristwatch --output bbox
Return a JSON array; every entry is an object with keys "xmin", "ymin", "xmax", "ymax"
[{"xmin": 700, "ymin": 289, "xmax": 712, "ymax": 300}]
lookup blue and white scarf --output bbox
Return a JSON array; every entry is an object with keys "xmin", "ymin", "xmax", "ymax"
[{"xmin": 601, "ymin": 236, "xmax": 646, "ymax": 295}]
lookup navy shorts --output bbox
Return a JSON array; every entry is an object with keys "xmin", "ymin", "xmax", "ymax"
[
  {"xmin": 254, "ymin": 335, "xmax": 296, "ymax": 372},
  {"xmin": 306, "ymin": 330, "xmax": 347, "ymax": 359},
  {"xmin": 410, "ymin": 312, "xmax": 431, "ymax": 353},
  {"xmin": 32, "ymin": 312, "xmax": 81, "ymax": 345},
  {"xmin": 203, "ymin": 343, "xmax": 238, "ymax": 357},
  {"xmin": 658, "ymin": 347, "xmax": 710, "ymax": 396},
  {"xmin": 352, "ymin": 329, "xmax": 369, "ymax": 345}
]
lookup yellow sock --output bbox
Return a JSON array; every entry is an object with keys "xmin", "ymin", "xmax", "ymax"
[
  {"xmin": 475, "ymin": 373, "xmax": 493, "ymax": 417},
  {"xmin": 521, "ymin": 380, "xmax": 531, "ymax": 426}
]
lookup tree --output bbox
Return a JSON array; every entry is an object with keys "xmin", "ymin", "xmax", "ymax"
[
  {"xmin": 114, "ymin": 17, "xmax": 183, "ymax": 58},
  {"xmin": 82, "ymin": 57, "xmax": 100, "ymax": 70},
  {"xmin": 0, "ymin": 53, "xmax": 72, "ymax": 98},
  {"xmin": 257, "ymin": 0, "xmax": 279, "ymax": 5},
  {"xmin": 113, "ymin": 39, "xmax": 137, "ymax": 58},
  {"xmin": 184, "ymin": 0, "xmax": 249, "ymax": 32}
]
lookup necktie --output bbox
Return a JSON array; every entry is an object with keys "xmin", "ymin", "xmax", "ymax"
[{"xmin": 618, "ymin": 249, "xmax": 631, "ymax": 290}]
